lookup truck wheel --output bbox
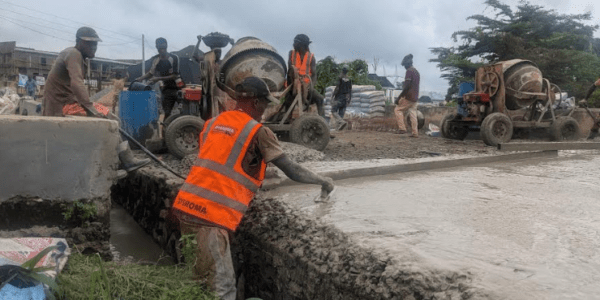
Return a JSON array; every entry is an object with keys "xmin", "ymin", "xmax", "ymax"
[
  {"xmin": 406, "ymin": 110, "xmax": 425, "ymax": 131},
  {"xmin": 163, "ymin": 113, "xmax": 181, "ymax": 129},
  {"xmin": 480, "ymin": 112, "xmax": 513, "ymax": 146},
  {"xmin": 290, "ymin": 115, "xmax": 330, "ymax": 151},
  {"xmin": 549, "ymin": 116, "xmax": 580, "ymax": 141},
  {"xmin": 440, "ymin": 113, "xmax": 468, "ymax": 140},
  {"xmin": 162, "ymin": 113, "xmax": 181, "ymax": 136},
  {"xmin": 165, "ymin": 115, "xmax": 205, "ymax": 159}
]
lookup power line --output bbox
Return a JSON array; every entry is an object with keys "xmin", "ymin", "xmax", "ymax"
[
  {"xmin": 0, "ymin": 13, "xmax": 140, "ymax": 49},
  {"xmin": 0, "ymin": 0, "xmax": 141, "ymax": 41},
  {"xmin": 0, "ymin": 13, "xmax": 80, "ymax": 38},
  {"xmin": 0, "ymin": 16, "xmax": 73, "ymax": 42},
  {"xmin": 0, "ymin": 7, "xmax": 134, "ymax": 43}
]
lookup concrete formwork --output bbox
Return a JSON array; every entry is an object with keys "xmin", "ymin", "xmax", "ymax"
[{"xmin": 111, "ymin": 151, "xmax": 564, "ymax": 299}]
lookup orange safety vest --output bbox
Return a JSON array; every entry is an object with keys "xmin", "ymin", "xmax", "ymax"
[
  {"xmin": 172, "ymin": 110, "xmax": 266, "ymax": 231},
  {"xmin": 291, "ymin": 50, "xmax": 313, "ymax": 85}
]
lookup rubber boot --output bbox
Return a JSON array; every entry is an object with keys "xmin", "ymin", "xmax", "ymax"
[
  {"xmin": 332, "ymin": 112, "xmax": 347, "ymax": 130},
  {"xmin": 118, "ymin": 141, "xmax": 151, "ymax": 173}
]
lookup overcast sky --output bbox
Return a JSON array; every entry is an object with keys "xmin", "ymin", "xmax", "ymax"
[{"xmin": 1, "ymin": 0, "xmax": 598, "ymax": 93}]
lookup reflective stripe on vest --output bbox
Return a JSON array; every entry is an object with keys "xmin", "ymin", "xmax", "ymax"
[
  {"xmin": 292, "ymin": 50, "xmax": 312, "ymax": 84},
  {"xmin": 172, "ymin": 111, "xmax": 266, "ymax": 231}
]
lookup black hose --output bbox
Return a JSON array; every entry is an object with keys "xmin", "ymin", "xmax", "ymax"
[{"xmin": 119, "ymin": 128, "xmax": 186, "ymax": 179}]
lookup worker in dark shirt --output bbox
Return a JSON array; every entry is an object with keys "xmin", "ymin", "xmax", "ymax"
[
  {"xmin": 330, "ymin": 67, "xmax": 352, "ymax": 130},
  {"xmin": 394, "ymin": 54, "xmax": 420, "ymax": 137},
  {"xmin": 137, "ymin": 37, "xmax": 182, "ymax": 119}
]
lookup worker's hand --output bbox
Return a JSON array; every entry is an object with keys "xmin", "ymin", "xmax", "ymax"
[
  {"xmin": 147, "ymin": 77, "xmax": 157, "ymax": 84},
  {"xmin": 579, "ymin": 99, "xmax": 589, "ymax": 107},
  {"xmin": 321, "ymin": 177, "xmax": 334, "ymax": 194}
]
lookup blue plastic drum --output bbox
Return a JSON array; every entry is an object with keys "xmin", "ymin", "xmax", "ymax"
[{"xmin": 119, "ymin": 91, "xmax": 159, "ymax": 147}]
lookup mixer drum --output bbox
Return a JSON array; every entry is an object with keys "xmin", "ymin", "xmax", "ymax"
[
  {"xmin": 219, "ymin": 37, "xmax": 287, "ymax": 94},
  {"xmin": 501, "ymin": 60, "xmax": 544, "ymax": 110}
]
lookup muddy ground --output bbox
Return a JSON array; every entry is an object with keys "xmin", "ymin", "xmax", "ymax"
[
  {"xmin": 324, "ymin": 131, "xmax": 496, "ymax": 161},
  {"xmin": 153, "ymin": 130, "xmax": 500, "ymax": 174}
]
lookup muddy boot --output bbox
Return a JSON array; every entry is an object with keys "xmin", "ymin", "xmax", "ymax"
[
  {"xmin": 118, "ymin": 141, "xmax": 151, "ymax": 173},
  {"xmin": 337, "ymin": 119, "xmax": 348, "ymax": 131}
]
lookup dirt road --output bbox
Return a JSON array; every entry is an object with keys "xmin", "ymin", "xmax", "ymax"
[{"xmin": 324, "ymin": 131, "xmax": 499, "ymax": 161}]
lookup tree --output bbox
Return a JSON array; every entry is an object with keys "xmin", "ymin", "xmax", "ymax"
[
  {"xmin": 430, "ymin": 0, "xmax": 600, "ymax": 104},
  {"xmin": 315, "ymin": 57, "xmax": 381, "ymax": 93}
]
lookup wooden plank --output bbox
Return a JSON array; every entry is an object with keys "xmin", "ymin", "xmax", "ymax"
[{"xmin": 498, "ymin": 142, "xmax": 600, "ymax": 151}]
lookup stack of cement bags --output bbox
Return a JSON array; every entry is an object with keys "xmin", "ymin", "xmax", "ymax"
[
  {"xmin": 0, "ymin": 88, "xmax": 20, "ymax": 115},
  {"xmin": 323, "ymin": 85, "xmax": 386, "ymax": 118}
]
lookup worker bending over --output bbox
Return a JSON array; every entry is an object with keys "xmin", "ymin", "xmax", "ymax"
[
  {"xmin": 42, "ymin": 27, "xmax": 150, "ymax": 174},
  {"xmin": 171, "ymin": 77, "xmax": 334, "ymax": 300}
]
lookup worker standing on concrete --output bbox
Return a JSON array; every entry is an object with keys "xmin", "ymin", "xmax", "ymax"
[
  {"xmin": 42, "ymin": 27, "xmax": 150, "ymax": 174},
  {"xmin": 394, "ymin": 54, "xmax": 420, "ymax": 138},
  {"xmin": 330, "ymin": 67, "xmax": 352, "ymax": 130},
  {"xmin": 171, "ymin": 76, "xmax": 334, "ymax": 300},
  {"xmin": 288, "ymin": 34, "xmax": 325, "ymax": 117},
  {"xmin": 25, "ymin": 76, "xmax": 37, "ymax": 99},
  {"xmin": 136, "ymin": 38, "xmax": 182, "ymax": 119}
]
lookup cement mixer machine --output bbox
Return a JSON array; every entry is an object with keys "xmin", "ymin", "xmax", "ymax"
[
  {"xmin": 164, "ymin": 34, "xmax": 330, "ymax": 159},
  {"xmin": 441, "ymin": 59, "xmax": 581, "ymax": 146}
]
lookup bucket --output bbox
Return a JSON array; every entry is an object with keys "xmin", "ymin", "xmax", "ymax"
[{"xmin": 129, "ymin": 82, "xmax": 153, "ymax": 91}]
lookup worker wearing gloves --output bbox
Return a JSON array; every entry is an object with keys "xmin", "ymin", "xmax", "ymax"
[
  {"xmin": 288, "ymin": 34, "xmax": 325, "ymax": 117},
  {"xmin": 171, "ymin": 76, "xmax": 334, "ymax": 300},
  {"xmin": 42, "ymin": 27, "xmax": 150, "ymax": 174}
]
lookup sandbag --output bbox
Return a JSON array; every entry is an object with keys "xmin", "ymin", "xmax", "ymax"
[
  {"xmin": 369, "ymin": 106, "xmax": 386, "ymax": 113},
  {"xmin": 361, "ymin": 91, "xmax": 385, "ymax": 99}
]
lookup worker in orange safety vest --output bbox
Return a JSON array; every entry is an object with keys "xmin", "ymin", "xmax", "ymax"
[
  {"xmin": 288, "ymin": 34, "xmax": 326, "ymax": 117},
  {"xmin": 171, "ymin": 76, "xmax": 334, "ymax": 300}
]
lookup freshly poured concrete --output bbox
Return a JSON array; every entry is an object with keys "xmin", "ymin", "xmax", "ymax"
[
  {"xmin": 262, "ymin": 151, "xmax": 600, "ymax": 299},
  {"xmin": 0, "ymin": 115, "xmax": 120, "ymax": 201}
]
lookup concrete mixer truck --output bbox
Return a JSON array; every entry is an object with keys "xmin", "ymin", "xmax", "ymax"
[
  {"xmin": 164, "ymin": 34, "xmax": 330, "ymax": 158},
  {"xmin": 441, "ymin": 59, "xmax": 581, "ymax": 146}
]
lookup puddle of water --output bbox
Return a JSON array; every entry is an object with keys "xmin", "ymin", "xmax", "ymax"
[
  {"xmin": 110, "ymin": 203, "xmax": 173, "ymax": 265},
  {"xmin": 263, "ymin": 151, "xmax": 600, "ymax": 299}
]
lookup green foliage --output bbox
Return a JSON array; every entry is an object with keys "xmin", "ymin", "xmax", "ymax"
[
  {"xmin": 62, "ymin": 201, "xmax": 97, "ymax": 226},
  {"xmin": 179, "ymin": 233, "xmax": 198, "ymax": 265},
  {"xmin": 430, "ymin": 0, "xmax": 600, "ymax": 99},
  {"xmin": 57, "ymin": 253, "xmax": 218, "ymax": 300},
  {"xmin": 315, "ymin": 57, "xmax": 381, "ymax": 93}
]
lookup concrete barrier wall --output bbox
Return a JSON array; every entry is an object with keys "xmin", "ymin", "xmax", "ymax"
[
  {"xmin": 0, "ymin": 115, "xmax": 120, "ymax": 202},
  {"xmin": 112, "ymin": 167, "xmax": 479, "ymax": 299},
  {"xmin": 0, "ymin": 115, "xmax": 120, "ymax": 258}
]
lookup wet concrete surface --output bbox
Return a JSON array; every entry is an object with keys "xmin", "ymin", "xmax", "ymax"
[
  {"xmin": 110, "ymin": 203, "xmax": 173, "ymax": 265},
  {"xmin": 262, "ymin": 151, "xmax": 600, "ymax": 299}
]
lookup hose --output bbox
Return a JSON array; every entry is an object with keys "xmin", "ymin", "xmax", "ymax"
[{"xmin": 119, "ymin": 128, "xmax": 186, "ymax": 179}]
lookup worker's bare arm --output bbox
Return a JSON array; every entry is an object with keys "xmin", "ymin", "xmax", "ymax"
[{"xmin": 272, "ymin": 154, "xmax": 334, "ymax": 193}]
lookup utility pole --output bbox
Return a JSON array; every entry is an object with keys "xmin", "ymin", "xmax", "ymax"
[{"xmin": 142, "ymin": 34, "xmax": 145, "ymax": 76}]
